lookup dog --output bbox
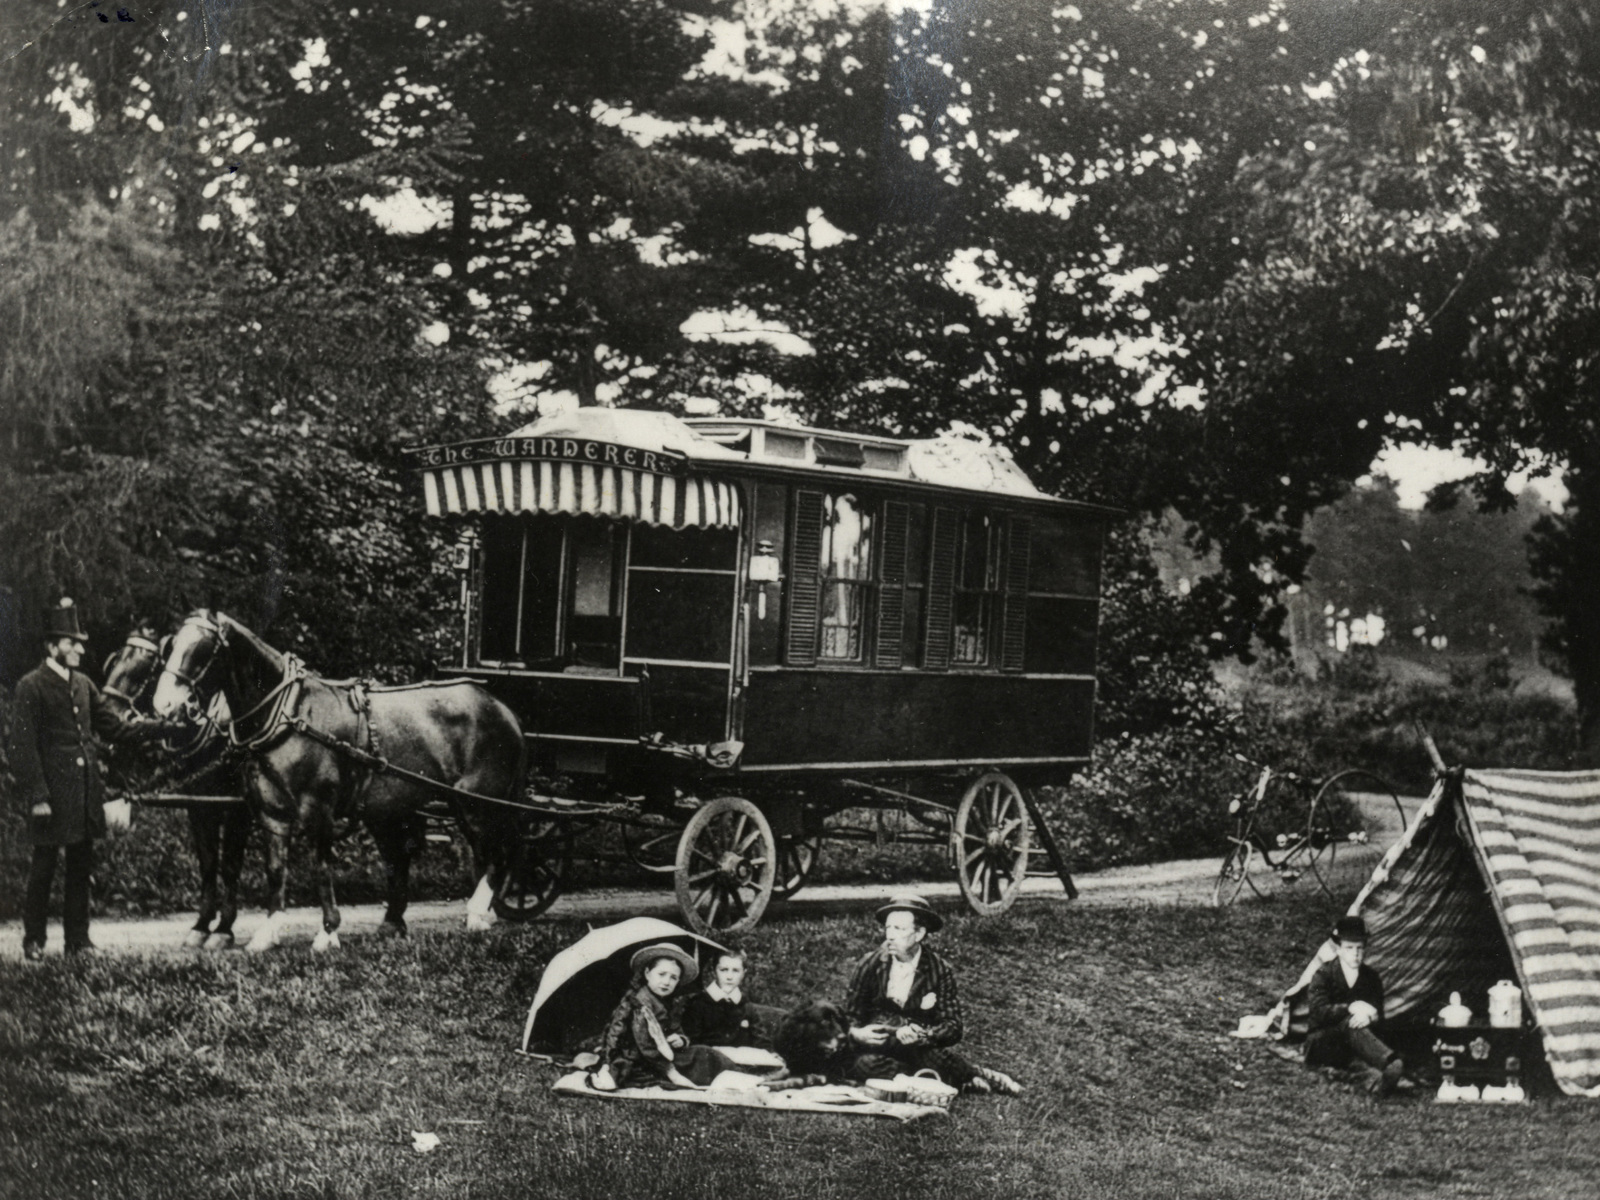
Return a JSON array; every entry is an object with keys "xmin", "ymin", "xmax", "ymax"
[{"xmin": 771, "ymin": 999, "xmax": 852, "ymax": 1085}]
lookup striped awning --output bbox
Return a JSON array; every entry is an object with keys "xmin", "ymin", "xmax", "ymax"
[
  {"xmin": 420, "ymin": 459, "xmax": 740, "ymax": 528},
  {"xmin": 1276, "ymin": 769, "xmax": 1600, "ymax": 1097}
]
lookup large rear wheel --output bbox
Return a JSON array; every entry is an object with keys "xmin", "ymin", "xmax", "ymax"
[
  {"xmin": 952, "ymin": 772, "xmax": 1032, "ymax": 916},
  {"xmin": 674, "ymin": 796, "xmax": 777, "ymax": 936},
  {"xmin": 1308, "ymin": 769, "xmax": 1401, "ymax": 896}
]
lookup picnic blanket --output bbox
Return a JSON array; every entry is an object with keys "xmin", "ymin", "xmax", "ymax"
[{"xmin": 552, "ymin": 1070, "xmax": 948, "ymax": 1122}]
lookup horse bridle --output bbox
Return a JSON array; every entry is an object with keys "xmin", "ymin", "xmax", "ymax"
[
  {"xmin": 161, "ymin": 612, "xmax": 230, "ymax": 695},
  {"xmin": 102, "ymin": 633, "xmax": 162, "ymax": 706}
]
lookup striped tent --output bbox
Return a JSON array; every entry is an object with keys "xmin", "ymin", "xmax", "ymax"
[{"xmin": 1276, "ymin": 769, "xmax": 1600, "ymax": 1097}]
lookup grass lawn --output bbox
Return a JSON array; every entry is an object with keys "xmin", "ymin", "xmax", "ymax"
[{"xmin": 2, "ymin": 898, "xmax": 1597, "ymax": 1200}]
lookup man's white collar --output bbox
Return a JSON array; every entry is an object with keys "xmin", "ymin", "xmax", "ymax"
[
  {"xmin": 705, "ymin": 982, "xmax": 742, "ymax": 1004},
  {"xmin": 45, "ymin": 658, "xmax": 69, "ymax": 681}
]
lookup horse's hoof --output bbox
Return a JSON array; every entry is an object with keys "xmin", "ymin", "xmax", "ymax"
[
  {"xmin": 204, "ymin": 932, "xmax": 236, "ymax": 952},
  {"xmin": 311, "ymin": 930, "xmax": 341, "ymax": 953},
  {"xmin": 465, "ymin": 913, "xmax": 496, "ymax": 933},
  {"xmin": 183, "ymin": 929, "xmax": 209, "ymax": 949},
  {"xmin": 377, "ymin": 920, "xmax": 408, "ymax": 940}
]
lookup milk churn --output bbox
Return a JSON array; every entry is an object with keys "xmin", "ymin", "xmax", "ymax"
[{"xmin": 1488, "ymin": 980, "xmax": 1523, "ymax": 1029}]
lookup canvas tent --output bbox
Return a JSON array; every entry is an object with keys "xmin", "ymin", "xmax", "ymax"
[{"xmin": 1272, "ymin": 768, "xmax": 1600, "ymax": 1097}]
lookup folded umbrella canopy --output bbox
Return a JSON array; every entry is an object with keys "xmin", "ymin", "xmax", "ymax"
[{"xmin": 521, "ymin": 917, "xmax": 729, "ymax": 1053}]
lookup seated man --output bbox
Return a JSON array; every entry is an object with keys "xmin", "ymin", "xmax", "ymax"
[
  {"xmin": 841, "ymin": 893, "xmax": 1018, "ymax": 1094},
  {"xmin": 1305, "ymin": 915, "xmax": 1405, "ymax": 1095}
]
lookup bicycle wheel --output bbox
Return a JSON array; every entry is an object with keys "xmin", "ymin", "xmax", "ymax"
[
  {"xmin": 1308, "ymin": 769, "xmax": 1402, "ymax": 895},
  {"xmin": 1213, "ymin": 840, "xmax": 1253, "ymax": 907}
]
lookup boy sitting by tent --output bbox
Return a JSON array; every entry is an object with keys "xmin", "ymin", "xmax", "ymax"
[{"xmin": 1306, "ymin": 916, "xmax": 1406, "ymax": 1096}]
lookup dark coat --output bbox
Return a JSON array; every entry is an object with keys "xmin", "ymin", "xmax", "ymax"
[
  {"xmin": 1305, "ymin": 958, "xmax": 1387, "ymax": 1069},
  {"xmin": 677, "ymin": 988, "xmax": 764, "ymax": 1048},
  {"xmin": 601, "ymin": 985, "xmax": 681, "ymax": 1087},
  {"xmin": 843, "ymin": 944, "xmax": 965, "ymax": 1048},
  {"xmin": 1306, "ymin": 958, "xmax": 1386, "ymax": 1034},
  {"xmin": 10, "ymin": 661, "xmax": 149, "ymax": 846}
]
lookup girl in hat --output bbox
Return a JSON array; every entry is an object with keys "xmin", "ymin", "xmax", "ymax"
[{"xmin": 593, "ymin": 943, "xmax": 734, "ymax": 1090}]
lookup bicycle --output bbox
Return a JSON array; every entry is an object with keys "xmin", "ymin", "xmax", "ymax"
[{"xmin": 1212, "ymin": 758, "xmax": 1407, "ymax": 906}]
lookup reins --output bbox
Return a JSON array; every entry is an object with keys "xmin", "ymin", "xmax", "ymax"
[{"xmin": 226, "ymin": 656, "xmax": 308, "ymax": 754}]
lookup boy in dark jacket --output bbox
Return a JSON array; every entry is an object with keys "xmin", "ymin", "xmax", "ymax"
[
  {"xmin": 678, "ymin": 949, "xmax": 767, "ymax": 1048},
  {"xmin": 1305, "ymin": 915, "xmax": 1405, "ymax": 1094}
]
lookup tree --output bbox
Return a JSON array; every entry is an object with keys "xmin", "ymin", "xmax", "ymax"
[
  {"xmin": 1185, "ymin": 0, "xmax": 1600, "ymax": 753},
  {"xmin": 0, "ymin": 0, "xmax": 494, "ymax": 676}
]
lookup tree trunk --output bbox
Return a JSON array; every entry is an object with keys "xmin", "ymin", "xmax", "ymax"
[{"xmin": 1531, "ymin": 465, "xmax": 1600, "ymax": 766}]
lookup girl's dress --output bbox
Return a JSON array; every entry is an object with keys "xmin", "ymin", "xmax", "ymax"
[{"xmin": 601, "ymin": 985, "xmax": 732, "ymax": 1088}]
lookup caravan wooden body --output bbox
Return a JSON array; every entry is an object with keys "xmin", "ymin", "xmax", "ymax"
[{"xmin": 406, "ymin": 407, "xmax": 1113, "ymax": 934}]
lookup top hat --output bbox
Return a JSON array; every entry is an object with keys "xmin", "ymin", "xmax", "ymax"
[
  {"xmin": 875, "ymin": 893, "xmax": 943, "ymax": 933},
  {"xmin": 43, "ymin": 598, "xmax": 87, "ymax": 644},
  {"xmin": 1333, "ymin": 915, "xmax": 1369, "ymax": 944},
  {"xmin": 629, "ymin": 942, "xmax": 699, "ymax": 984}
]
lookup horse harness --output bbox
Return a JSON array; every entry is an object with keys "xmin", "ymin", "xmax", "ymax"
[{"xmin": 226, "ymin": 653, "xmax": 524, "ymax": 816}]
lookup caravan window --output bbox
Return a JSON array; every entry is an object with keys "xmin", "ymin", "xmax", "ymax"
[
  {"xmin": 475, "ymin": 515, "xmax": 624, "ymax": 671},
  {"xmin": 819, "ymin": 494, "xmax": 874, "ymax": 662},
  {"xmin": 952, "ymin": 512, "xmax": 1000, "ymax": 665}
]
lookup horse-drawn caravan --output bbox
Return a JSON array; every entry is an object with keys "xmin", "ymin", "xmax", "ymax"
[{"xmin": 405, "ymin": 407, "xmax": 1113, "ymax": 936}]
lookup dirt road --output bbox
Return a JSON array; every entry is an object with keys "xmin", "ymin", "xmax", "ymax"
[{"xmin": 1, "ymin": 793, "xmax": 1422, "ymax": 958}]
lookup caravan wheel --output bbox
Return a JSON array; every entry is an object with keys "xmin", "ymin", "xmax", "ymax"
[
  {"xmin": 674, "ymin": 797, "xmax": 777, "ymax": 936},
  {"xmin": 952, "ymin": 772, "xmax": 1032, "ymax": 916},
  {"xmin": 493, "ymin": 821, "xmax": 568, "ymax": 922}
]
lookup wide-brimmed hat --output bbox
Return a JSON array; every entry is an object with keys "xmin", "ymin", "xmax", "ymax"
[
  {"xmin": 875, "ymin": 893, "xmax": 943, "ymax": 933},
  {"xmin": 1333, "ymin": 915, "xmax": 1369, "ymax": 945},
  {"xmin": 43, "ymin": 598, "xmax": 87, "ymax": 644},
  {"xmin": 629, "ymin": 942, "xmax": 699, "ymax": 983}
]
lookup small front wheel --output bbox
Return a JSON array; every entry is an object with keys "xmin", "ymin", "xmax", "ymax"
[
  {"xmin": 492, "ymin": 822, "xmax": 568, "ymax": 922},
  {"xmin": 622, "ymin": 815, "xmax": 681, "ymax": 875},
  {"xmin": 1213, "ymin": 840, "xmax": 1253, "ymax": 907},
  {"xmin": 674, "ymin": 796, "xmax": 777, "ymax": 936},
  {"xmin": 773, "ymin": 835, "xmax": 821, "ymax": 900}
]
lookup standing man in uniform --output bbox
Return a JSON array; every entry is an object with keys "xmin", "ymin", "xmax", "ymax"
[{"xmin": 10, "ymin": 599, "xmax": 173, "ymax": 960}]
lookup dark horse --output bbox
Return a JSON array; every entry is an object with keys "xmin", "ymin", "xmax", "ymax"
[
  {"xmin": 103, "ymin": 624, "xmax": 252, "ymax": 950},
  {"xmin": 151, "ymin": 610, "xmax": 528, "ymax": 952}
]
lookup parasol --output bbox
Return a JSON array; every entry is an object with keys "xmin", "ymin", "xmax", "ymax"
[{"xmin": 520, "ymin": 917, "xmax": 728, "ymax": 1053}]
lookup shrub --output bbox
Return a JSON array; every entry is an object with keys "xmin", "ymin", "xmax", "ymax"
[
  {"xmin": 1234, "ymin": 655, "xmax": 1578, "ymax": 795},
  {"xmin": 1034, "ymin": 725, "xmax": 1246, "ymax": 872}
]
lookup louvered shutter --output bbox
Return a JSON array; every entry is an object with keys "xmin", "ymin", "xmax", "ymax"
[
  {"xmin": 785, "ymin": 490, "xmax": 825, "ymax": 666},
  {"xmin": 875, "ymin": 500, "xmax": 910, "ymax": 667},
  {"xmin": 1000, "ymin": 514, "xmax": 1032, "ymax": 671},
  {"xmin": 922, "ymin": 506, "xmax": 959, "ymax": 670}
]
